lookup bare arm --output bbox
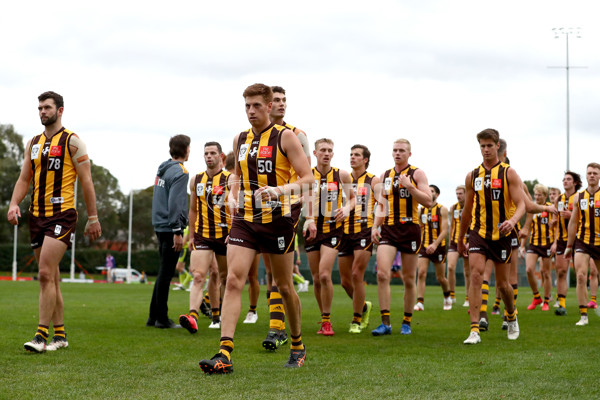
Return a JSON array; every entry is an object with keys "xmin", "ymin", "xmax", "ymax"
[
  {"xmin": 564, "ymin": 193, "xmax": 581, "ymax": 257},
  {"xmin": 335, "ymin": 169, "xmax": 356, "ymax": 223},
  {"xmin": 499, "ymin": 168, "xmax": 526, "ymax": 236},
  {"xmin": 70, "ymin": 137, "xmax": 101, "ymax": 240},
  {"xmin": 400, "ymin": 168, "xmax": 432, "ymax": 208},
  {"xmin": 458, "ymin": 172, "xmax": 474, "ymax": 256},
  {"xmin": 7, "ymin": 140, "xmax": 33, "ymax": 225},
  {"xmin": 435, "ymin": 206, "xmax": 449, "ymax": 248}
]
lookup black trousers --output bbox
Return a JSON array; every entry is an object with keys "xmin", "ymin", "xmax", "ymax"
[{"xmin": 148, "ymin": 232, "xmax": 179, "ymax": 323}]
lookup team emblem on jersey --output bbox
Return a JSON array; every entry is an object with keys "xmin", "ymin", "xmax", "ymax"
[
  {"xmin": 278, "ymin": 236, "xmax": 285, "ymax": 250},
  {"xmin": 384, "ymin": 177, "xmax": 392, "ymax": 192},
  {"xmin": 580, "ymin": 199, "xmax": 588, "ymax": 209},
  {"xmin": 258, "ymin": 146, "xmax": 273, "ymax": 158},
  {"xmin": 421, "ymin": 214, "xmax": 427, "ymax": 224},
  {"xmin": 438, "ymin": 254, "xmax": 443, "ymax": 262},
  {"xmin": 454, "ymin": 209, "xmax": 460, "ymax": 219},
  {"xmin": 557, "ymin": 201, "xmax": 564, "ymax": 212},
  {"xmin": 492, "ymin": 179, "xmax": 502, "ymax": 189},
  {"xmin": 196, "ymin": 183, "xmax": 205, "ymax": 196},
  {"xmin": 31, "ymin": 144, "xmax": 41, "ymax": 160},
  {"xmin": 248, "ymin": 147, "xmax": 258, "ymax": 158},
  {"xmin": 331, "ymin": 237, "xmax": 337, "ymax": 246},
  {"xmin": 474, "ymin": 177, "xmax": 483, "ymax": 191},
  {"xmin": 238, "ymin": 144, "xmax": 249, "ymax": 161},
  {"xmin": 313, "ymin": 180, "xmax": 319, "ymax": 192},
  {"xmin": 501, "ymin": 250, "xmax": 507, "ymax": 260},
  {"xmin": 50, "ymin": 146, "xmax": 62, "ymax": 157},
  {"xmin": 361, "ymin": 239, "xmax": 366, "ymax": 247},
  {"xmin": 42, "ymin": 146, "xmax": 50, "ymax": 156},
  {"xmin": 54, "ymin": 225, "xmax": 62, "ymax": 235},
  {"xmin": 411, "ymin": 241, "xmax": 417, "ymax": 251},
  {"xmin": 511, "ymin": 238, "xmax": 518, "ymax": 247}
]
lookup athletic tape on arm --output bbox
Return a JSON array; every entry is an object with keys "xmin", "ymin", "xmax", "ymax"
[{"xmin": 69, "ymin": 135, "xmax": 90, "ymax": 166}]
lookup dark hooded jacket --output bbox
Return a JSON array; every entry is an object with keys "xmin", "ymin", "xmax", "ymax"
[{"xmin": 151, "ymin": 159, "xmax": 189, "ymax": 234}]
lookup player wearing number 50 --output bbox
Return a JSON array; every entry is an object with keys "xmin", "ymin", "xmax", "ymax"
[
  {"xmin": 7, "ymin": 91, "xmax": 102, "ymax": 353},
  {"xmin": 199, "ymin": 83, "xmax": 313, "ymax": 374}
]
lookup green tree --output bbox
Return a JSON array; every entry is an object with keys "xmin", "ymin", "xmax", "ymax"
[
  {"xmin": 75, "ymin": 163, "xmax": 127, "ymax": 247},
  {"xmin": 523, "ymin": 179, "xmax": 539, "ymax": 197},
  {"xmin": 128, "ymin": 186, "xmax": 156, "ymax": 249},
  {"xmin": 0, "ymin": 124, "xmax": 31, "ymax": 244}
]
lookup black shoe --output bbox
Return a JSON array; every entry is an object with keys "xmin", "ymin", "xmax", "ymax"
[
  {"xmin": 155, "ymin": 319, "xmax": 181, "ymax": 329},
  {"xmin": 478, "ymin": 317, "xmax": 489, "ymax": 332},
  {"xmin": 199, "ymin": 353, "xmax": 233, "ymax": 374},
  {"xmin": 262, "ymin": 329, "xmax": 280, "ymax": 351},
  {"xmin": 555, "ymin": 306, "xmax": 567, "ymax": 316},
  {"xmin": 284, "ymin": 347, "xmax": 306, "ymax": 368},
  {"xmin": 199, "ymin": 300, "xmax": 211, "ymax": 318},
  {"xmin": 146, "ymin": 318, "xmax": 156, "ymax": 327},
  {"xmin": 278, "ymin": 330, "xmax": 289, "ymax": 346}
]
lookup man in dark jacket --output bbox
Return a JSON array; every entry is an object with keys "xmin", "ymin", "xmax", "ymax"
[{"xmin": 147, "ymin": 134, "xmax": 191, "ymax": 328}]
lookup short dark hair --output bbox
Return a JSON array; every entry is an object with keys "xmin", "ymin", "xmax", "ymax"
[
  {"xmin": 430, "ymin": 184, "xmax": 440, "ymax": 195},
  {"xmin": 204, "ymin": 141, "xmax": 222, "ymax": 154},
  {"xmin": 271, "ymin": 86, "xmax": 286, "ymax": 95},
  {"xmin": 169, "ymin": 135, "xmax": 191, "ymax": 159},
  {"xmin": 565, "ymin": 170, "xmax": 583, "ymax": 191},
  {"xmin": 225, "ymin": 151, "xmax": 235, "ymax": 171},
  {"xmin": 351, "ymin": 144, "xmax": 371, "ymax": 169},
  {"xmin": 243, "ymin": 83, "xmax": 273, "ymax": 104},
  {"xmin": 476, "ymin": 128, "xmax": 500, "ymax": 144},
  {"xmin": 38, "ymin": 91, "xmax": 64, "ymax": 108}
]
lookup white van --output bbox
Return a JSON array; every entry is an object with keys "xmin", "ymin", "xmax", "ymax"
[{"xmin": 111, "ymin": 268, "xmax": 143, "ymax": 283}]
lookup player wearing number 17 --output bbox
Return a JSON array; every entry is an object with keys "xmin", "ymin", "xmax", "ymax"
[
  {"xmin": 7, "ymin": 91, "xmax": 102, "ymax": 353},
  {"xmin": 199, "ymin": 84, "xmax": 313, "ymax": 374},
  {"xmin": 458, "ymin": 129, "xmax": 525, "ymax": 345}
]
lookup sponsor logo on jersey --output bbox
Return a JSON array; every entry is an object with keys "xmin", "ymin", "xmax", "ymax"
[
  {"xmin": 431, "ymin": 214, "xmax": 439, "ymax": 222},
  {"xmin": 357, "ymin": 186, "xmax": 368, "ymax": 195},
  {"xmin": 258, "ymin": 146, "xmax": 273, "ymax": 158},
  {"xmin": 212, "ymin": 185, "xmax": 223, "ymax": 195},
  {"xmin": 492, "ymin": 179, "xmax": 502, "ymax": 189},
  {"xmin": 50, "ymin": 197, "xmax": 65, "ymax": 204},
  {"xmin": 328, "ymin": 182, "xmax": 338, "ymax": 191},
  {"xmin": 49, "ymin": 146, "xmax": 62, "ymax": 157}
]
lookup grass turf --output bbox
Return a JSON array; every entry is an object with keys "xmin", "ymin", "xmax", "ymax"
[{"xmin": 1, "ymin": 280, "xmax": 599, "ymax": 399}]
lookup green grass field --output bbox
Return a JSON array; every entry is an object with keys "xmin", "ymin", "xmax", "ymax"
[{"xmin": 1, "ymin": 280, "xmax": 599, "ymax": 399}]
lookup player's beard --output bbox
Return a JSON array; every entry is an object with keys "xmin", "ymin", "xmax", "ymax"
[{"xmin": 41, "ymin": 113, "xmax": 58, "ymax": 126}]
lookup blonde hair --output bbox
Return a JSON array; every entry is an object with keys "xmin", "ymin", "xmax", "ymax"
[
  {"xmin": 314, "ymin": 138, "xmax": 334, "ymax": 150},
  {"xmin": 456, "ymin": 185, "xmax": 466, "ymax": 193},
  {"xmin": 533, "ymin": 184, "xmax": 549, "ymax": 197},
  {"xmin": 393, "ymin": 138, "xmax": 411, "ymax": 152}
]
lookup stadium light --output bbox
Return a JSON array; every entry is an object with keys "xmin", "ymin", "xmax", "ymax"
[{"xmin": 550, "ymin": 27, "xmax": 584, "ymax": 171}]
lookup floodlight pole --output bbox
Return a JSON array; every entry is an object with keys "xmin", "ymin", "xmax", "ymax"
[{"xmin": 550, "ymin": 27, "xmax": 584, "ymax": 171}]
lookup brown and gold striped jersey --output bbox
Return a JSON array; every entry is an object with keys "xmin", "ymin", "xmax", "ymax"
[
  {"xmin": 450, "ymin": 202, "xmax": 466, "ymax": 244},
  {"xmin": 420, "ymin": 203, "xmax": 446, "ymax": 247},
  {"xmin": 382, "ymin": 165, "xmax": 420, "ymax": 226},
  {"xmin": 557, "ymin": 192, "xmax": 577, "ymax": 241},
  {"xmin": 313, "ymin": 167, "xmax": 343, "ymax": 233},
  {"xmin": 529, "ymin": 202, "xmax": 554, "ymax": 247},
  {"xmin": 575, "ymin": 189, "xmax": 600, "ymax": 246},
  {"xmin": 236, "ymin": 123, "xmax": 292, "ymax": 223},
  {"xmin": 344, "ymin": 171, "xmax": 375, "ymax": 234},
  {"xmin": 29, "ymin": 128, "xmax": 77, "ymax": 218},
  {"xmin": 193, "ymin": 170, "xmax": 231, "ymax": 239},
  {"xmin": 469, "ymin": 161, "xmax": 512, "ymax": 240}
]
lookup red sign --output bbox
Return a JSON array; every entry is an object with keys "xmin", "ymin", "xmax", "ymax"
[
  {"xmin": 328, "ymin": 182, "xmax": 338, "ymax": 191},
  {"xmin": 431, "ymin": 215, "xmax": 439, "ymax": 222},
  {"xmin": 212, "ymin": 185, "xmax": 223, "ymax": 195},
  {"xmin": 50, "ymin": 146, "xmax": 62, "ymax": 157},
  {"xmin": 358, "ymin": 187, "xmax": 368, "ymax": 195},
  {"xmin": 541, "ymin": 212, "xmax": 548, "ymax": 218},
  {"xmin": 568, "ymin": 202, "xmax": 573, "ymax": 210},
  {"xmin": 258, "ymin": 146, "xmax": 273, "ymax": 158},
  {"xmin": 492, "ymin": 179, "xmax": 502, "ymax": 188},
  {"xmin": 595, "ymin": 200, "xmax": 600, "ymax": 208}
]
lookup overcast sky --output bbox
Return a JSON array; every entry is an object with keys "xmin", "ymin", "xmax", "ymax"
[{"xmin": 2, "ymin": 0, "xmax": 598, "ymax": 208}]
